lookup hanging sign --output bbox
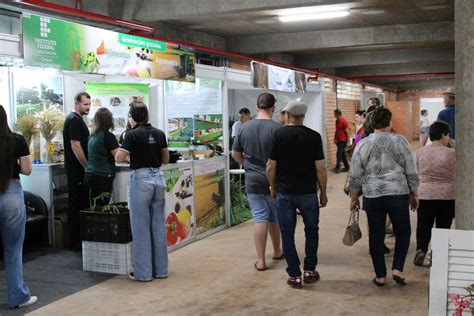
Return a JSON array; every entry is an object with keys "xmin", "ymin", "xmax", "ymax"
[
  {"xmin": 22, "ymin": 13, "xmax": 195, "ymax": 82},
  {"xmin": 251, "ymin": 61, "xmax": 306, "ymax": 93}
]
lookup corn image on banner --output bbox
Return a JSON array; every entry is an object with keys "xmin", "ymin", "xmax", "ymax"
[{"xmin": 22, "ymin": 13, "xmax": 195, "ymax": 82}]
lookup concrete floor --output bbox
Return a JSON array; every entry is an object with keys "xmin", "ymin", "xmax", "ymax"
[{"xmin": 29, "ymin": 172, "xmax": 429, "ymax": 315}]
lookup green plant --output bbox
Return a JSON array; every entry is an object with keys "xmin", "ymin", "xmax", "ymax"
[
  {"xmin": 88, "ymin": 192, "xmax": 119, "ymax": 214},
  {"xmin": 230, "ymin": 178, "xmax": 251, "ymax": 225}
]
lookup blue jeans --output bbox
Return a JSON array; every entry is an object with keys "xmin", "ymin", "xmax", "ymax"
[
  {"xmin": 247, "ymin": 193, "xmax": 278, "ymax": 223},
  {"xmin": 128, "ymin": 168, "xmax": 167, "ymax": 281},
  {"xmin": 363, "ymin": 195, "xmax": 411, "ymax": 278},
  {"xmin": 0, "ymin": 180, "xmax": 31, "ymax": 307},
  {"xmin": 276, "ymin": 193, "xmax": 320, "ymax": 277}
]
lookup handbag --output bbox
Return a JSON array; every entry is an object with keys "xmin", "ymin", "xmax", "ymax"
[{"xmin": 342, "ymin": 207, "xmax": 362, "ymax": 246}]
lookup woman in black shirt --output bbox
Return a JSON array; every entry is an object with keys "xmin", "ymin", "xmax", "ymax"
[
  {"xmin": 116, "ymin": 102, "xmax": 169, "ymax": 282},
  {"xmin": 0, "ymin": 105, "xmax": 37, "ymax": 308}
]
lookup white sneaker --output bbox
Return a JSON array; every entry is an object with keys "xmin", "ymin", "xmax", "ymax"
[{"xmin": 18, "ymin": 296, "xmax": 38, "ymax": 308}]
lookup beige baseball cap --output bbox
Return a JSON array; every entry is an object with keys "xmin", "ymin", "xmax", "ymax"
[{"xmin": 281, "ymin": 101, "xmax": 307, "ymax": 116}]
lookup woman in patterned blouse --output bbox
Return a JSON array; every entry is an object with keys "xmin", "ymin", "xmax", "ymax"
[{"xmin": 348, "ymin": 107, "xmax": 419, "ymax": 287}]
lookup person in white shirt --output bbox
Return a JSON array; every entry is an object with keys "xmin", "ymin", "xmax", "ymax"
[
  {"xmin": 419, "ymin": 110, "xmax": 430, "ymax": 146},
  {"xmin": 231, "ymin": 108, "xmax": 251, "ymax": 138}
]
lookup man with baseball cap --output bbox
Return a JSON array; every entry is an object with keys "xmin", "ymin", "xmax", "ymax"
[
  {"xmin": 438, "ymin": 88, "xmax": 456, "ymax": 140},
  {"xmin": 232, "ymin": 92, "xmax": 283, "ymax": 271},
  {"xmin": 266, "ymin": 101, "xmax": 328, "ymax": 289}
]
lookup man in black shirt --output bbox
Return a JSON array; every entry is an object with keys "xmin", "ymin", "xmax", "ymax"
[
  {"xmin": 63, "ymin": 92, "xmax": 90, "ymax": 248},
  {"xmin": 267, "ymin": 101, "xmax": 328, "ymax": 289}
]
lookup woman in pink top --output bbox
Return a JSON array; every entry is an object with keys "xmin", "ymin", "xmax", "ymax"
[{"xmin": 414, "ymin": 121, "xmax": 455, "ymax": 266}]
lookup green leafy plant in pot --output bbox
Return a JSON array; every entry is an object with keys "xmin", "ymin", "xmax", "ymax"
[{"xmin": 80, "ymin": 192, "xmax": 132, "ymax": 243}]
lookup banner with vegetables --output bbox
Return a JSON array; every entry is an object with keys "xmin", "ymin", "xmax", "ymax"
[
  {"xmin": 85, "ymin": 82, "xmax": 149, "ymax": 137},
  {"xmin": 163, "ymin": 164, "xmax": 194, "ymax": 247},
  {"xmin": 194, "ymin": 158, "xmax": 226, "ymax": 235},
  {"xmin": 22, "ymin": 13, "xmax": 195, "ymax": 82}
]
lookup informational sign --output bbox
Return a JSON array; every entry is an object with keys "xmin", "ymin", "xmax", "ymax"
[
  {"xmin": 22, "ymin": 13, "xmax": 195, "ymax": 82},
  {"xmin": 194, "ymin": 158, "xmax": 226, "ymax": 235},
  {"xmin": 267, "ymin": 65, "xmax": 296, "ymax": 92},
  {"xmin": 165, "ymin": 79, "xmax": 223, "ymax": 148},
  {"xmin": 163, "ymin": 164, "xmax": 194, "ymax": 247},
  {"xmin": 85, "ymin": 82, "xmax": 149, "ymax": 136},
  {"xmin": 251, "ymin": 61, "xmax": 306, "ymax": 93},
  {"xmin": 13, "ymin": 68, "xmax": 63, "ymax": 119}
]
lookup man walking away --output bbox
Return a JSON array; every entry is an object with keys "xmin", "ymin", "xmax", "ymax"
[
  {"xmin": 438, "ymin": 88, "xmax": 456, "ymax": 144},
  {"xmin": 267, "ymin": 101, "xmax": 328, "ymax": 289},
  {"xmin": 232, "ymin": 93, "xmax": 283, "ymax": 271},
  {"xmin": 332, "ymin": 109, "xmax": 350, "ymax": 173},
  {"xmin": 63, "ymin": 92, "xmax": 90, "ymax": 249}
]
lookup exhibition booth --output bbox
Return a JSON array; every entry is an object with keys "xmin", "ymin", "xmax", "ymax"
[{"xmin": 0, "ymin": 12, "xmax": 325, "ymax": 253}]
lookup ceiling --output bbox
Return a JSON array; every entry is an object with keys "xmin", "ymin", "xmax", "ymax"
[
  {"xmin": 28, "ymin": 0, "xmax": 456, "ymax": 91},
  {"xmin": 133, "ymin": 0, "xmax": 455, "ymax": 90}
]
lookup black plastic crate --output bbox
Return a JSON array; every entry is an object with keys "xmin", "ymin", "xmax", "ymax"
[{"xmin": 80, "ymin": 206, "xmax": 132, "ymax": 243}]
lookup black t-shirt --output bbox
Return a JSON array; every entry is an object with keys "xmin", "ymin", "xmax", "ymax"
[
  {"xmin": 269, "ymin": 125, "xmax": 325, "ymax": 194},
  {"xmin": 12, "ymin": 133, "xmax": 30, "ymax": 179},
  {"xmin": 63, "ymin": 112, "xmax": 89, "ymax": 176},
  {"xmin": 120, "ymin": 123, "xmax": 168, "ymax": 170}
]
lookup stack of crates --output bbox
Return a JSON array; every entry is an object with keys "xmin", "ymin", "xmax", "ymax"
[{"xmin": 82, "ymin": 241, "xmax": 132, "ymax": 275}]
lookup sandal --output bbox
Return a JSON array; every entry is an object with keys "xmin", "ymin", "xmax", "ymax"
[
  {"xmin": 287, "ymin": 276, "xmax": 303, "ymax": 289},
  {"xmin": 272, "ymin": 254, "xmax": 285, "ymax": 260},
  {"xmin": 393, "ymin": 275, "xmax": 407, "ymax": 286},
  {"xmin": 254, "ymin": 261, "xmax": 267, "ymax": 271},
  {"xmin": 372, "ymin": 277, "xmax": 385, "ymax": 287}
]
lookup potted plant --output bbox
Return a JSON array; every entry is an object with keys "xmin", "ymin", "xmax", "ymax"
[
  {"xmin": 80, "ymin": 192, "xmax": 132, "ymax": 243},
  {"xmin": 448, "ymin": 284, "xmax": 474, "ymax": 315},
  {"xmin": 36, "ymin": 106, "xmax": 64, "ymax": 163}
]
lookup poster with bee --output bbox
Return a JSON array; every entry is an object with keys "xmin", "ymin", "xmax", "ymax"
[
  {"xmin": 85, "ymin": 82, "xmax": 149, "ymax": 137},
  {"xmin": 162, "ymin": 163, "xmax": 194, "ymax": 248},
  {"xmin": 22, "ymin": 13, "xmax": 195, "ymax": 82}
]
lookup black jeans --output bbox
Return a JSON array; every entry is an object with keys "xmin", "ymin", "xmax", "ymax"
[
  {"xmin": 66, "ymin": 169, "xmax": 88, "ymax": 246},
  {"xmin": 276, "ymin": 193, "xmax": 320, "ymax": 277},
  {"xmin": 336, "ymin": 141, "xmax": 349, "ymax": 170},
  {"xmin": 416, "ymin": 200, "xmax": 454, "ymax": 253},
  {"xmin": 363, "ymin": 195, "xmax": 411, "ymax": 278},
  {"xmin": 84, "ymin": 173, "xmax": 114, "ymax": 208}
]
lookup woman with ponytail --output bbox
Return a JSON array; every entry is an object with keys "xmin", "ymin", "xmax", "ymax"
[{"xmin": 0, "ymin": 105, "xmax": 37, "ymax": 309}]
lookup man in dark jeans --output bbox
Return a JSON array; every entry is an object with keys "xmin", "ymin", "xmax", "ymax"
[
  {"xmin": 267, "ymin": 101, "xmax": 328, "ymax": 289},
  {"xmin": 63, "ymin": 92, "xmax": 91, "ymax": 249},
  {"xmin": 332, "ymin": 109, "xmax": 350, "ymax": 173}
]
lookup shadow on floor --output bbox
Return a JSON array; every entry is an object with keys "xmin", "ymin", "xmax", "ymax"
[{"xmin": 0, "ymin": 246, "xmax": 112, "ymax": 315}]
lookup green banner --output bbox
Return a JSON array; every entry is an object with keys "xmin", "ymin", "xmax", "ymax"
[
  {"xmin": 85, "ymin": 82, "xmax": 149, "ymax": 136},
  {"xmin": 23, "ymin": 13, "xmax": 195, "ymax": 82}
]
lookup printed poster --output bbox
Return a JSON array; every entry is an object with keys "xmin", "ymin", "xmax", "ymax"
[
  {"xmin": 13, "ymin": 68, "xmax": 63, "ymax": 119},
  {"xmin": 165, "ymin": 79, "xmax": 223, "ymax": 148},
  {"xmin": 267, "ymin": 65, "xmax": 296, "ymax": 92},
  {"xmin": 22, "ymin": 13, "xmax": 195, "ymax": 82},
  {"xmin": 163, "ymin": 165, "xmax": 194, "ymax": 247},
  {"xmin": 85, "ymin": 82, "xmax": 149, "ymax": 136},
  {"xmin": 194, "ymin": 158, "xmax": 226, "ymax": 235},
  {"xmin": 251, "ymin": 61, "xmax": 306, "ymax": 93}
]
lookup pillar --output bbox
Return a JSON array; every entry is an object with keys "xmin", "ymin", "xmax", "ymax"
[{"xmin": 455, "ymin": 0, "xmax": 474, "ymax": 230}]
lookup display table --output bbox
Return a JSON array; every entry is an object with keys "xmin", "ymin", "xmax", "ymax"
[{"xmin": 20, "ymin": 157, "xmax": 228, "ymax": 249}]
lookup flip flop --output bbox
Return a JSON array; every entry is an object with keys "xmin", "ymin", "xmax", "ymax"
[
  {"xmin": 272, "ymin": 254, "xmax": 285, "ymax": 260},
  {"xmin": 254, "ymin": 261, "xmax": 267, "ymax": 271}
]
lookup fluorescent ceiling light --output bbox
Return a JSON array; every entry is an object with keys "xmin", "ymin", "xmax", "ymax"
[
  {"xmin": 279, "ymin": 5, "xmax": 348, "ymax": 16},
  {"xmin": 279, "ymin": 10, "xmax": 350, "ymax": 22}
]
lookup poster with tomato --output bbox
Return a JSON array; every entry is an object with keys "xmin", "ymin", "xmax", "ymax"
[
  {"xmin": 162, "ymin": 163, "xmax": 194, "ymax": 248},
  {"xmin": 194, "ymin": 157, "xmax": 226, "ymax": 235}
]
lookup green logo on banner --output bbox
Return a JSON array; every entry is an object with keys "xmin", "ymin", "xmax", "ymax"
[{"xmin": 118, "ymin": 34, "xmax": 166, "ymax": 52}]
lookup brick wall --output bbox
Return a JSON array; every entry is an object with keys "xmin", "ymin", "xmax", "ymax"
[
  {"xmin": 325, "ymin": 91, "xmax": 337, "ymax": 167},
  {"xmin": 396, "ymin": 88, "xmax": 450, "ymax": 140},
  {"xmin": 324, "ymin": 93, "xmax": 360, "ymax": 167},
  {"xmin": 385, "ymin": 101, "xmax": 412, "ymax": 141}
]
